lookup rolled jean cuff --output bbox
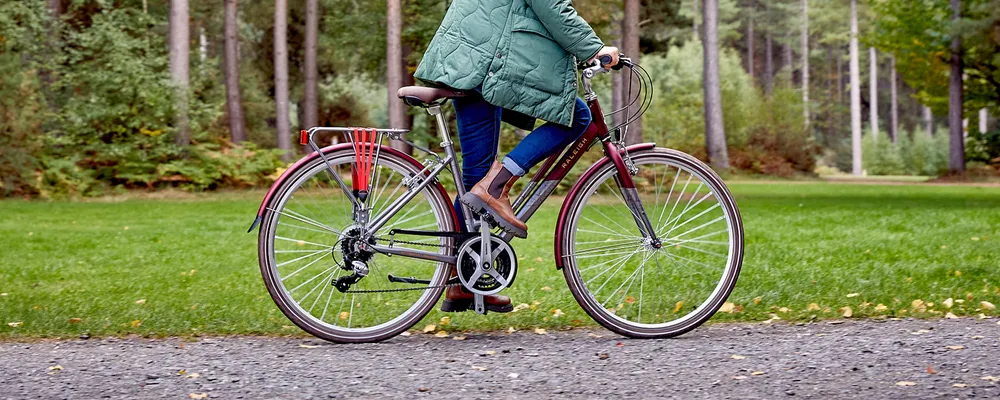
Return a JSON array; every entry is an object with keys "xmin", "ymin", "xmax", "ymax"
[{"xmin": 502, "ymin": 157, "xmax": 527, "ymax": 176}]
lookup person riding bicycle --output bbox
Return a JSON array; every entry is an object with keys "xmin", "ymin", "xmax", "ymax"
[{"xmin": 414, "ymin": 0, "xmax": 620, "ymax": 313}]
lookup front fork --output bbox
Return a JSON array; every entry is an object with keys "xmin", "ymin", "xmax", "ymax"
[{"xmin": 603, "ymin": 140, "xmax": 662, "ymax": 247}]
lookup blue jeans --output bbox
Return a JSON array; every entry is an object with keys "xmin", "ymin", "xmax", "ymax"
[{"xmin": 453, "ymin": 92, "xmax": 593, "ymax": 191}]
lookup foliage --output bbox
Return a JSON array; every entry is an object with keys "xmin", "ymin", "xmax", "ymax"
[
  {"xmin": 861, "ymin": 130, "xmax": 950, "ymax": 176},
  {"xmin": 642, "ymin": 40, "xmax": 818, "ymax": 175}
]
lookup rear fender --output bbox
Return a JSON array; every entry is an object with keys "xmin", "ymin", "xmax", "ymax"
[{"xmin": 553, "ymin": 143, "xmax": 656, "ymax": 269}]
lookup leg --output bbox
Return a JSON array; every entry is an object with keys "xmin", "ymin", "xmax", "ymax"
[
  {"xmin": 505, "ymin": 97, "xmax": 592, "ymax": 175},
  {"xmin": 453, "ymin": 92, "xmax": 502, "ymax": 191}
]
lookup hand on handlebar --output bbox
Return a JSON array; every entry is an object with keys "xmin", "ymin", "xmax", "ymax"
[{"xmin": 591, "ymin": 46, "xmax": 620, "ymax": 70}]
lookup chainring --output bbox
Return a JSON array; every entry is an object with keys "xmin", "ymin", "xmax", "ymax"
[{"xmin": 455, "ymin": 235, "xmax": 517, "ymax": 295}]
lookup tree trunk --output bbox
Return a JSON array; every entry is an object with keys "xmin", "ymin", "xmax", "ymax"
[
  {"xmin": 948, "ymin": 0, "xmax": 964, "ymax": 173},
  {"xmin": 800, "ymin": 0, "xmax": 809, "ymax": 126},
  {"xmin": 889, "ymin": 55, "xmax": 898, "ymax": 143},
  {"xmin": 849, "ymin": 0, "xmax": 862, "ymax": 176},
  {"xmin": 764, "ymin": 30, "xmax": 773, "ymax": 97},
  {"xmin": 303, "ymin": 0, "xmax": 319, "ymax": 132},
  {"xmin": 703, "ymin": 0, "xmax": 729, "ymax": 170},
  {"xmin": 979, "ymin": 109, "xmax": 988, "ymax": 134},
  {"xmin": 924, "ymin": 106, "xmax": 934, "ymax": 138},
  {"xmin": 386, "ymin": 0, "xmax": 413, "ymax": 154},
  {"xmin": 837, "ymin": 49, "xmax": 843, "ymax": 103},
  {"xmin": 169, "ymin": 0, "xmax": 191, "ymax": 146},
  {"xmin": 223, "ymin": 0, "xmax": 247, "ymax": 144},
  {"xmin": 869, "ymin": 47, "xmax": 879, "ymax": 142},
  {"xmin": 274, "ymin": 0, "xmax": 292, "ymax": 161},
  {"xmin": 783, "ymin": 36, "xmax": 793, "ymax": 86},
  {"xmin": 622, "ymin": 0, "xmax": 642, "ymax": 145},
  {"xmin": 746, "ymin": 14, "xmax": 754, "ymax": 82}
]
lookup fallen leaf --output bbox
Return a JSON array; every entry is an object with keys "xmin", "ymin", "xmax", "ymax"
[
  {"xmin": 971, "ymin": 237, "xmax": 980, "ymax": 241},
  {"xmin": 981, "ymin": 301, "xmax": 996, "ymax": 310},
  {"xmin": 48, "ymin": 365, "xmax": 63, "ymax": 371},
  {"xmin": 674, "ymin": 301, "xmax": 684, "ymax": 313},
  {"xmin": 296, "ymin": 240, "xmax": 305, "ymax": 246},
  {"xmin": 981, "ymin": 376, "xmax": 999, "ymax": 382},
  {"xmin": 895, "ymin": 381, "xmax": 916, "ymax": 386},
  {"xmin": 874, "ymin": 304, "xmax": 888, "ymax": 312},
  {"xmin": 418, "ymin": 387, "xmax": 431, "ymax": 392},
  {"xmin": 597, "ymin": 353, "xmax": 609, "ymax": 359},
  {"xmin": 7, "ymin": 321, "xmax": 22, "ymax": 328},
  {"xmin": 719, "ymin": 302, "xmax": 735, "ymax": 313},
  {"xmin": 439, "ymin": 316, "xmax": 451, "ymax": 326},
  {"xmin": 587, "ymin": 332, "xmax": 603, "ymax": 338},
  {"xmin": 189, "ymin": 394, "xmax": 208, "ymax": 399},
  {"xmin": 400, "ymin": 331, "xmax": 411, "ymax": 337},
  {"xmin": 534, "ymin": 257, "xmax": 543, "ymax": 263},
  {"xmin": 807, "ymin": 303, "xmax": 821, "ymax": 311},
  {"xmin": 339, "ymin": 311, "xmax": 349, "ymax": 320},
  {"xmin": 846, "ymin": 293, "xmax": 860, "ymax": 298},
  {"xmin": 422, "ymin": 324, "xmax": 436, "ymax": 333},
  {"xmin": 178, "ymin": 369, "xmax": 187, "ymax": 375},
  {"xmin": 433, "ymin": 331, "xmax": 449, "ymax": 338},
  {"xmin": 840, "ymin": 306, "xmax": 853, "ymax": 318},
  {"xmin": 927, "ymin": 365, "xmax": 937, "ymax": 374},
  {"xmin": 533, "ymin": 328, "xmax": 547, "ymax": 335},
  {"xmin": 186, "ymin": 373, "xmax": 201, "ymax": 379},
  {"xmin": 753, "ymin": 296, "xmax": 762, "ymax": 305},
  {"xmin": 953, "ymin": 383, "xmax": 969, "ymax": 388},
  {"xmin": 540, "ymin": 286, "xmax": 553, "ymax": 291},
  {"xmin": 625, "ymin": 296, "xmax": 636, "ymax": 304},
  {"xmin": 0, "ymin": 293, "xmax": 7, "ymax": 296},
  {"xmin": 68, "ymin": 318, "xmax": 82, "ymax": 324},
  {"xmin": 778, "ymin": 307, "xmax": 791, "ymax": 313},
  {"xmin": 911, "ymin": 329, "xmax": 931, "ymax": 335},
  {"xmin": 471, "ymin": 365, "xmax": 488, "ymax": 371},
  {"xmin": 485, "ymin": 350, "xmax": 496, "ymax": 356},
  {"xmin": 751, "ymin": 371, "xmax": 766, "ymax": 376},
  {"xmin": 551, "ymin": 309, "xmax": 565, "ymax": 318},
  {"xmin": 733, "ymin": 375, "xmax": 747, "ymax": 381},
  {"xmin": 529, "ymin": 301, "xmax": 541, "ymax": 311},
  {"xmin": 943, "ymin": 298, "xmax": 954, "ymax": 308},
  {"xmin": 945, "ymin": 312, "xmax": 958, "ymax": 319},
  {"xmin": 452, "ymin": 335, "xmax": 466, "ymax": 341},
  {"xmin": 955, "ymin": 270, "xmax": 963, "ymax": 277},
  {"xmin": 298, "ymin": 344, "xmax": 318, "ymax": 349},
  {"xmin": 615, "ymin": 342, "xmax": 625, "ymax": 347},
  {"xmin": 506, "ymin": 327, "xmax": 516, "ymax": 334},
  {"xmin": 129, "ymin": 320, "xmax": 142, "ymax": 328},
  {"xmin": 512, "ymin": 303, "xmax": 530, "ymax": 312},
  {"xmin": 911, "ymin": 299, "xmax": 926, "ymax": 312},
  {"xmin": 945, "ymin": 345, "xmax": 965, "ymax": 350},
  {"xmin": 731, "ymin": 354, "xmax": 746, "ymax": 360},
  {"xmin": 507, "ymin": 372, "xmax": 520, "ymax": 379}
]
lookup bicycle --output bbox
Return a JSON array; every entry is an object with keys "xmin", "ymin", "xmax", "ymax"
[{"xmin": 248, "ymin": 56, "xmax": 744, "ymax": 343}]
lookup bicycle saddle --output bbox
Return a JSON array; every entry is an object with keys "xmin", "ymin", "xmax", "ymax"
[{"xmin": 397, "ymin": 86, "xmax": 466, "ymax": 108}]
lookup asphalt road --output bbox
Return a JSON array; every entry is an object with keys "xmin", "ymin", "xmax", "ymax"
[{"xmin": 2, "ymin": 318, "xmax": 999, "ymax": 399}]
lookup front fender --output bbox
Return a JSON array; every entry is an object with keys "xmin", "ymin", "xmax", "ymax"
[
  {"xmin": 553, "ymin": 142, "xmax": 656, "ymax": 269},
  {"xmin": 248, "ymin": 144, "xmax": 459, "ymax": 233}
]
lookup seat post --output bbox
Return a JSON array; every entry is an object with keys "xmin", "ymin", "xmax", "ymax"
[
  {"xmin": 428, "ymin": 103, "xmax": 476, "ymax": 231},
  {"xmin": 427, "ymin": 105, "xmax": 452, "ymax": 147}
]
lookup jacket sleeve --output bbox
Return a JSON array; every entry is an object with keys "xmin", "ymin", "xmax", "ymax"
[{"xmin": 525, "ymin": 0, "xmax": 604, "ymax": 62}]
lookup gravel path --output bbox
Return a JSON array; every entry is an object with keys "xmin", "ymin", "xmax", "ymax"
[{"xmin": 2, "ymin": 319, "xmax": 999, "ymax": 399}]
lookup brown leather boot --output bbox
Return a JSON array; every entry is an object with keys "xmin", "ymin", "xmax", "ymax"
[
  {"xmin": 460, "ymin": 161, "xmax": 528, "ymax": 238},
  {"xmin": 441, "ymin": 284, "xmax": 514, "ymax": 313}
]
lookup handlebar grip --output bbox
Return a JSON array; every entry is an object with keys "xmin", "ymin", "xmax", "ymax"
[{"xmin": 598, "ymin": 55, "xmax": 613, "ymax": 65}]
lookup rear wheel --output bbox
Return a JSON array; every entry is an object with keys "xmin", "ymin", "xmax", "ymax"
[
  {"xmin": 559, "ymin": 148, "xmax": 743, "ymax": 338},
  {"xmin": 258, "ymin": 147, "xmax": 456, "ymax": 343}
]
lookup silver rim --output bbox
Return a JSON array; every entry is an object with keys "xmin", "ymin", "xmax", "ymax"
[
  {"xmin": 564, "ymin": 149, "xmax": 743, "ymax": 336},
  {"xmin": 259, "ymin": 150, "xmax": 454, "ymax": 341}
]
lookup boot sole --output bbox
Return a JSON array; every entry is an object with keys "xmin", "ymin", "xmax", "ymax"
[
  {"xmin": 459, "ymin": 193, "xmax": 528, "ymax": 239},
  {"xmin": 441, "ymin": 298, "xmax": 514, "ymax": 313}
]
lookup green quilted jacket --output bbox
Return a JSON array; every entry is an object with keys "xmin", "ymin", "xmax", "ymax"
[{"xmin": 414, "ymin": 0, "xmax": 604, "ymax": 128}]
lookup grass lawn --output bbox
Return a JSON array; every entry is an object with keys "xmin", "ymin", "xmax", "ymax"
[{"xmin": 1, "ymin": 182, "xmax": 998, "ymax": 338}]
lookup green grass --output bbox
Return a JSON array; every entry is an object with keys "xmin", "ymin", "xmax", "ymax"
[{"xmin": 1, "ymin": 182, "xmax": 999, "ymax": 338}]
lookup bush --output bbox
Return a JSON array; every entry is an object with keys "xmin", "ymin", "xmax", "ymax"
[{"xmin": 861, "ymin": 130, "xmax": 949, "ymax": 176}]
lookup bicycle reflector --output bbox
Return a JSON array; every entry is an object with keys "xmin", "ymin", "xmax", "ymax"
[
  {"xmin": 350, "ymin": 128, "xmax": 380, "ymax": 203},
  {"xmin": 299, "ymin": 130, "xmax": 309, "ymax": 145}
]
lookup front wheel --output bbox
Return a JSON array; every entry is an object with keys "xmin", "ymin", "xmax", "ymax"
[{"xmin": 559, "ymin": 148, "xmax": 744, "ymax": 338}]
